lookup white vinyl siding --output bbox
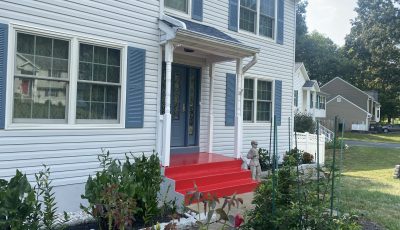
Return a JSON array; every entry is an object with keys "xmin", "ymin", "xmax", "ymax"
[{"xmin": 0, "ymin": 0, "xmax": 160, "ymax": 211}]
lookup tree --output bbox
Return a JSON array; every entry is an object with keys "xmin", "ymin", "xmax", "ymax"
[
  {"xmin": 344, "ymin": 0, "xmax": 400, "ymax": 122},
  {"xmin": 295, "ymin": 1, "xmax": 355, "ymax": 84}
]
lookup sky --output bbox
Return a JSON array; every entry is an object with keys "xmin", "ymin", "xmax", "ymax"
[{"xmin": 306, "ymin": 0, "xmax": 358, "ymax": 46}]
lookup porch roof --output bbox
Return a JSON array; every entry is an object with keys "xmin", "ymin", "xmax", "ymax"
[{"xmin": 159, "ymin": 16, "xmax": 260, "ymax": 60}]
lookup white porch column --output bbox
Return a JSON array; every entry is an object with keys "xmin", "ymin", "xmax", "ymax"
[
  {"xmin": 234, "ymin": 58, "xmax": 243, "ymax": 159},
  {"xmin": 162, "ymin": 42, "xmax": 174, "ymax": 167},
  {"xmin": 208, "ymin": 63, "xmax": 215, "ymax": 153},
  {"xmin": 306, "ymin": 90, "xmax": 311, "ymax": 112}
]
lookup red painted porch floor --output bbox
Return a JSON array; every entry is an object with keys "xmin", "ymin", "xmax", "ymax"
[{"xmin": 164, "ymin": 152, "xmax": 259, "ymax": 204}]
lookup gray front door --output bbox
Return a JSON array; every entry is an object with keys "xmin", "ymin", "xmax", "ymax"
[{"xmin": 162, "ymin": 64, "xmax": 201, "ymax": 153}]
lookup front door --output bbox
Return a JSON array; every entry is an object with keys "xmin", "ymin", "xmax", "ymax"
[{"xmin": 162, "ymin": 64, "xmax": 201, "ymax": 153}]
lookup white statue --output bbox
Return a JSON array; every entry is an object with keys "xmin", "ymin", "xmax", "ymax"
[{"xmin": 247, "ymin": 140, "xmax": 261, "ymax": 182}]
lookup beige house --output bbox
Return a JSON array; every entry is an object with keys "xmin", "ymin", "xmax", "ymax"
[{"xmin": 321, "ymin": 77, "xmax": 381, "ymax": 131}]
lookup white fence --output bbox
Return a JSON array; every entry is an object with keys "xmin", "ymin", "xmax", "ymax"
[
  {"xmin": 294, "ymin": 132, "xmax": 325, "ymax": 165},
  {"xmin": 351, "ymin": 124, "xmax": 368, "ymax": 131}
]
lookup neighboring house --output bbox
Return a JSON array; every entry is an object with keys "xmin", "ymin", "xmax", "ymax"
[
  {"xmin": 0, "ymin": 0, "xmax": 295, "ymax": 211},
  {"xmin": 293, "ymin": 62, "xmax": 327, "ymax": 120},
  {"xmin": 321, "ymin": 77, "xmax": 381, "ymax": 131}
]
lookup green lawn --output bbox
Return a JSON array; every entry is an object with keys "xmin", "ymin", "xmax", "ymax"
[
  {"xmin": 343, "ymin": 132, "xmax": 400, "ymax": 143},
  {"xmin": 326, "ymin": 147, "xmax": 400, "ymax": 229}
]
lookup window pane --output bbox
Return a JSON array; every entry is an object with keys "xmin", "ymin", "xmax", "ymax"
[
  {"xmin": 17, "ymin": 33, "xmax": 34, "ymax": 54},
  {"xmin": 165, "ymin": 0, "xmax": 188, "ymax": 13},
  {"xmin": 76, "ymin": 101, "xmax": 90, "ymax": 119},
  {"xmin": 52, "ymin": 58, "xmax": 69, "ymax": 78},
  {"xmin": 105, "ymin": 103, "xmax": 118, "ymax": 120},
  {"xmin": 35, "ymin": 36, "xmax": 52, "ymax": 57},
  {"xmin": 240, "ymin": 7, "xmax": 257, "ymax": 33},
  {"xmin": 257, "ymin": 81, "xmax": 272, "ymax": 101},
  {"xmin": 94, "ymin": 46, "xmax": 107, "ymax": 64},
  {"xmin": 244, "ymin": 78, "xmax": 254, "ymax": 99},
  {"xmin": 80, "ymin": 44, "xmax": 93, "ymax": 62},
  {"xmin": 13, "ymin": 78, "xmax": 67, "ymax": 121},
  {"xmin": 108, "ymin": 48, "xmax": 120, "ymax": 66},
  {"xmin": 107, "ymin": 66, "xmax": 120, "ymax": 83},
  {"xmin": 53, "ymin": 39, "xmax": 69, "ymax": 59},
  {"xmin": 79, "ymin": 62, "xmax": 92, "ymax": 80},
  {"xmin": 93, "ymin": 64, "xmax": 107, "ymax": 82},
  {"xmin": 77, "ymin": 83, "xmax": 91, "ymax": 101},
  {"xmin": 260, "ymin": 15, "xmax": 274, "ymax": 38},
  {"xmin": 243, "ymin": 100, "xmax": 254, "ymax": 122},
  {"xmin": 105, "ymin": 86, "xmax": 119, "ymax": 103},
  {"xmin": 35, "ymin": 56, "xmax": 52, "ymax": 77},
  {"xmin": 241, "ymin": 0, "xmax": 257, "ymax": 10},
  {"xmin": 260, "ymin": 0, "xmax": 275, "ymax": 18},
  {"xmin": 257, "ymin": 101, "xmax": 271, "ymax": 121},
  {"xmin": 91, "ymin": 84, "xmax": 105, "ymax": 102}
]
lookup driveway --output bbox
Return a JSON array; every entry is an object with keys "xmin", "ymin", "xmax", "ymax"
[{"xmin": 345, "ymin": 140, "xmax": 400, "ymax": 149}]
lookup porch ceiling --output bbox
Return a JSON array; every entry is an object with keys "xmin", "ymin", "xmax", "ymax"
[{"xmin": 159, "ymin": 17, "xmax": 260, "ymax": 62}]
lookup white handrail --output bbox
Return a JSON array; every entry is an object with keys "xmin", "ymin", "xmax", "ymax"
[{"xmin": 319, "ymin": 124, "xmax": 334, "ymax": 142}]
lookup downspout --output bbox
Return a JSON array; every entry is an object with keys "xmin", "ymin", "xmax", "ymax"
[{"xmin": 242, "ymin": 53, "xmax": 258, "ymax": 74}]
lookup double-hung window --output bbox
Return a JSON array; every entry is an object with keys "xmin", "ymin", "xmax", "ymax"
[
  {"xmin": 243, "ymin": 78, "xmax": 272, "ymax": 122},
  {"xmin": 165, "ymin": 0, "xmax": 190, "ymax": 14},
  {"xmin": 12, "ymin": 31, "xmax": 123, "ymax": 125},
  {"xmin": 240, "ymin": 0, "xmax": 276, "ymax": 38}
]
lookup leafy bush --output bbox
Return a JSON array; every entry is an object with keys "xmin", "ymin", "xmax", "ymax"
[
  {"xmin": 0, "ymin": 167, "xmax": 68, "ymax": 230},
  {"xmin": 81, "ymin": 151, "xmax": 163, "ymax": 229},
  {"xmin": 243, "ymin": 156, "xmax": 361, "ymax": 230},
  {"xmin": 302, "ymin": 152, "xmax": 314, "ymax": 164},
  {"xmin": 258, "ymin": 148, "xmax": 272, "ymax": 171},
  {"xmin": 294, "ymin": 112, "xmax": 316, "ymax": 133},
  {"xmin": 326, "ymin": 139, "xmax": 347, "ymax": 149}
]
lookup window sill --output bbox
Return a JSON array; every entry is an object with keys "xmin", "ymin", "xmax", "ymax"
[
  {"xmin": 5, "ymin": 123, "xmax": 125, "ymax": 130},
  {"xmin": 238, "ymin": 29, "xmax": 275, "ymax": 43},
  {"xmin": 243, "ymin": 122, "xmax": 271, "ymax": 127},
  {"xmin": 164, "ymin": 9, "xmax": 191, "ymax": 20}
]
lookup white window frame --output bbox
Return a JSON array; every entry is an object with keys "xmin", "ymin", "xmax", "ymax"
[
  {"xmin": 164, "ymin": 0, "xmax": 192, "ymax": 19},
  {"xmin": 243, "ymin": 76, "xmax": 274, "ymax": 124},
  {"xmin": 238, "ymin": 0, "xmax": 277, "ymax": 41},
  {"xmin": 5, "ymin": 24, "xmax": 127, "ymax": 130}
]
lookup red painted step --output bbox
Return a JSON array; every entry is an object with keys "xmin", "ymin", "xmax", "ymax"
[
  {"xmin": 165, "ymin": 153, "xmax": 259, "ymax": 205},
  {"xmin": 178, "ymin": 178, "xmax": 259, "ymax": 204}
]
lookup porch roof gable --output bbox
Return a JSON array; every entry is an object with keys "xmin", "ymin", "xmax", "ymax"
[{"xmin": 159, "ymin": 15, "xmax": 260, "ymax": 60}]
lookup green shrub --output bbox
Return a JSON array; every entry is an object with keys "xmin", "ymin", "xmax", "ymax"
[
  {"xmin": 0, "ymin": 167, "xmax": 68, "ymax": 230},
  {"xmin": 244, "ymin": 158, "xmax": 361, "ymax": 229},
  {"xmin": 326, "ymin": 139, "xmax": 346, "ymax": 149},
  {"xmin": 294, "ymin": 112, "xmax": 316, "ymax": 133},
  {"xmin": 81, "ymin": 151, "xmax": 162, "ymax": 229},
  {"xmin": 302, "ymin": 152, "xmax": 314, "ymax": 164},
  {"xmin": 258, "ymin": 148, "xmax": 272, "ymax": 171}
]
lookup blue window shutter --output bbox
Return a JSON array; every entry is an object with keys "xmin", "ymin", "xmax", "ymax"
[
  {"xmin": 228, "ymin": 0, "xmax": 239, "ymax": 31},
  {"xmin": 277, "ymin": 0, "xmax": 284, "ymax": 44},
  {"xmin": 0, "ymin": 23, "xmax": 8, "ymax": 129},
  {"xmin": 225, "ymin": 73, "xmax": 236, "ymax": 126},
  {"xmin": 125, "ymin": 47, "xmax": 146, "ymax": 128},
  {"xmin": 192, "ymin": 0, "xmax": 203, "ymax": 21},
  {"xmin": 274, "ymin": 80, "xmax": 282, "ymax": 126}
]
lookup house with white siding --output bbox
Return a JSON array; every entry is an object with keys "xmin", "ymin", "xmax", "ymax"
[
  {"xmin": 0, "ymin": 0, "xmax": 296, "ymax": 211},
  {"xmin": 293, "ymin": 62, "xmax": 327, "ymax": 120}
]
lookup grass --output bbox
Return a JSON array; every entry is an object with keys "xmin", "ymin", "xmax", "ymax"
[
  {"xmin": 326, "ymin": 146, "xmax": 400, "ymax": 229},
  {"xmin": 343, "ymin": 132, "xmax": 400, "ymax": 143}
]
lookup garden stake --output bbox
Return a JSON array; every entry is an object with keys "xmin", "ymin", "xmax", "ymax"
[
  {"xmin": 272, "ymin": 115, "xmax": 277, "ymax": 220},
  {"xmin": 330, "ymin": 116, "xmax": 338, "ymax": 217},
  {"xmin": 337, "ymin": 119, "xmax": 345, "ymax": 216},
  {"xmin": 288, "ymin": 117, "xmax": 291, "ymax": 154},
  {"xmin": 294, "ymin": 122, "xmax": 302, "ymax": 227},
  {"xmin": 316, "ymin": 121, "xmax": 320, "ymax": 212}
]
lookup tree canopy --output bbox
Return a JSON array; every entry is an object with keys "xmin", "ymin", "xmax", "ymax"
[{"xmin": 295, "ymin": 0, "xmax": 400, "ymax": 121}]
